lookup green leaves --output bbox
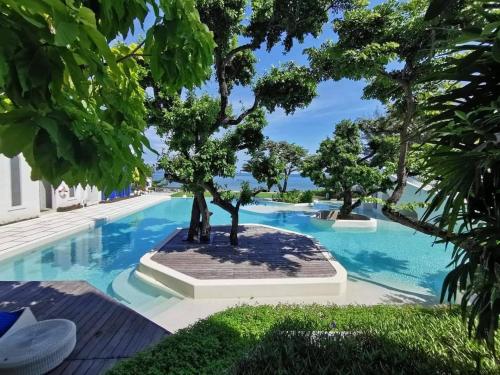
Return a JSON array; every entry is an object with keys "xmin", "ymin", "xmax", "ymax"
[
  {"xmin": 419, "ymin": 0, "xmax": 500, "ymax": 351},
  {"xmin": 0, "ymin": 0, "xmax": 215, "ymax": 191},
  {"xmin": 302, "ymin": 119, "xmax": 391, "ymax": 213},
  {"xmin": 255, "ymin": 63, "xmax": 317, "ymax": 114},
  {"xmin": 424, "ymin": 0, "xmax": 456, "ymax": 20},
  {"xmin": 246, "ymin": 0, "xmax": 350, "ymax": 52},
  {"xmin": 145, "ymin": 0, "xmax": 215, "ymax": 91}
]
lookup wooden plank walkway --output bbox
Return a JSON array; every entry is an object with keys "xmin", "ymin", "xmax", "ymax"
[
  {"xmin": 0, "ymin": 281, "xmax": 168, "ymax": 374},
  {"xmin": 152, "ymin": 225, "xmax": 337, "ymax": 279}
]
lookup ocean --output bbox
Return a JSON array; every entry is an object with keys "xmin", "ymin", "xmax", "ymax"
[{"xmin": 153, "ymin": 171, "xmax": 317, "ymax": 191}]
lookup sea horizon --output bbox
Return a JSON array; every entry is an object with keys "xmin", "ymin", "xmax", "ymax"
[{"xmin": 153, "ymin": 171, "xmax": 317, "ymax": 191}]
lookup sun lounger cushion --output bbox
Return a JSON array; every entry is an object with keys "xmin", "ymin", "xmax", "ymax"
[
  {"xmin": 0, "ymin": 319, "xmax": 76, "ymax": 375},
  {"xmin": 0, "ymin": 310, "xmax": 22, "ymax": 337}
]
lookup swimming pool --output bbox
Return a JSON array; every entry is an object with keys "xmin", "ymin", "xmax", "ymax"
[{"xmin": 0, "ymin": 198, "xmax": 450, "ymax": 313}]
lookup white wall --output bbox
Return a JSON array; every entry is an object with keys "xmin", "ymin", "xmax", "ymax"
[
  {"xmin": 370, "ymin": 176, "xmax": 432, "ymax": 219},
  {"xmin": 0, "ymin": 154, "xmax": 40, "ymax": 225},
  {"xmin": 53, "ymin": 182, "xmax": 101, "ymax": 209}
]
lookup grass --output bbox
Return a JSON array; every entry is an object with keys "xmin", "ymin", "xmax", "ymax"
[{"xmin": 108, "ymin": 305, "xmax": 498, "ymax": 374}]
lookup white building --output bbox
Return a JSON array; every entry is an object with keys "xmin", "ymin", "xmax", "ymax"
[
  {"xmin": 0, "ymin": 154, "xmax": 41, "ymax": 225},
  {"xmin": 369, "ymin": 176, "xmax": 433, "ymax": 219},
  {"xmin": 0, "ymin": 154, "xmax": 101, "ymax": 225}
]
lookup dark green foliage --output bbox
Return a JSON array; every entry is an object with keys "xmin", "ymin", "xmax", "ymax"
[
  {"xmin": 273, "ymin": 190, "xmax": 313, "ymax": 204},
  {"xmin": 108, "ymin": 305, "xmax": 498, "ymax": 374},
  {"xmin": 243, "ymin": 147, "xmax": 284, "ymax": 192},
  {"xmin": 244, "ymin": 140, "xmax": 307, "ymax": 192},
  {"xmin": 0, "ymin": 0, "xmax": 214, "ymax": 192},
  {"xmin": 196, "ymin": 0, "xmax": 246, "ymax": 51},
  {"xmin": 420, "ymin": 0, "xmax": 500, "ymax": 349},
  {"xmin": 255, "ymin": 63, "xmax": 317, "ymax": 114},
  {"xmin": 302, "ymin": 119, "xmax": 392, "ymax": 216},
  {"xmin": 225, "ymin": 50, "xmax": 257, "ymax": 90},
  {"xmin": 246, "ymin": 0, "xmax": 353, "ymax": 52}
]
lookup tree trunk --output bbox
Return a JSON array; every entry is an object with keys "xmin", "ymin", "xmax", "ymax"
[
  {"xmin": 187, "ymin": 195, "xmax": 200, "ymax": 241},
  {"xmin": 340, "ymin": 189, "xmax": 353, "ymax": 217},
  {"xmin": 387, "ymin": 81, "xmax": 415, "ymax": 205},
  {"xmin": 230, "ymin": 209, "xmax": 239, "ymax": 246},
  {"xmin": 282, "ymin": 174, "xmax": 289, "ymax": 193},
  {"xmin": 350, "ymin": 197, "xmax": 362, "ymax": 212},
  {"xmin": 195, "ymin": 192, "xmax": 211, "ymax": 243}
]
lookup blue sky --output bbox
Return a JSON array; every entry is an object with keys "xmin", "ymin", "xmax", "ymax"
[{"xmin": 133, "ymin": 1, "xmax": 386, "ymax": 169}]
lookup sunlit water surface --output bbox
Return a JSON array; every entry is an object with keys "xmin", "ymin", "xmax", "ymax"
[{"xmin": 0, "ymin": 198, "xmax": 450, "ymax": 307}]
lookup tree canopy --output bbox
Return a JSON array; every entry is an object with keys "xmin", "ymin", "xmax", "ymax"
[
  {"xmin": 302, "ymin": 119, "xmax": 392, "ymax": 217},
  {"xmin": 306, "ymin": 0, "xmax": 459, "ymax": 205},
  {"xmin": 0, "ymin": 0, "xmax": 215, "ymax": 192},
  {"xmin": 244, "ymin": 140, "xmax": 307, "ymax": 193},
  {"xmin": 153, "ymin": 0, "xmax": 353, "ymax": 245}
]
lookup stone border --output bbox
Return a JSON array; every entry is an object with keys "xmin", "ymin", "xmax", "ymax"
[
  {"xmin": 310, "ymin": 216, "xmax": 377, "ymax": 230},
  {"xmin": 332, "ymin": 218, "xmax": 377, "ymax": 229},
  {"xmin": 137, "ymin": 224, "xmax": 347, "ymax": 299},
  {"xmin": 0, "ymin": 195, "xmax": 171, "ymax": 262}
]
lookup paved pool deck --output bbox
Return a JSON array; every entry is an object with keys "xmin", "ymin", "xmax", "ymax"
[
  {"xmin": 0, "ymin": 194, "xmax": 171, "ymax": 261},
  {"xmin": 149, "ymin": 275, "xmax": 439, "ymax": 333}
]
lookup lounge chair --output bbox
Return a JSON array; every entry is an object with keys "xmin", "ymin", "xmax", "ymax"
[{"xmin": 0, "ymin": 308, "xmax": 76, "ymax": 375}]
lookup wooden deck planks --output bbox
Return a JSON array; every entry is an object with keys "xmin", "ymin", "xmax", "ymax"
[
  {"xmin": 152, "ymin": 225, "xmax": 337, "ymax": 279},
  {"xmin": 0, "ymin": 281, "xmax": 168, "ymax": 374}
]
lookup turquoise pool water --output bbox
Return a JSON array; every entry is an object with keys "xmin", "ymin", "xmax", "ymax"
[{"xmin": 0, "ymin": 198, "xmax": 450, "ymax": 305}]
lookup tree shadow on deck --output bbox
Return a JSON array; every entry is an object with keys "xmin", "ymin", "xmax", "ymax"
[
  {"xmin": 154, "ymin": 225, "xmax": 335, "ymax": 278},
  {"xmin": 0, "ymin": 281, "xmax": 168, "ymax": 375}
]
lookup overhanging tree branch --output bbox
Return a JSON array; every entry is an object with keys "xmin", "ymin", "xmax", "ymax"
[
  {"xmin": 381, "ymin": 204, "xmax": 479, "ymax": 253},
  {"xmin": 222, "ymin": 97, "xmax": 260, "ymax": 126},
  {"xmin": 223, "ymin": 42, "xmax": 259, "ymax": 66},
  {"xmin": 116, "ymin": 40, "xmax": 146, "ymax": 63}
]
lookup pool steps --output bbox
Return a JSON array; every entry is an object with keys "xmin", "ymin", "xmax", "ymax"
[{"xmin": 111, "ymin": 267, "xmax": 181, "ymax": 318}]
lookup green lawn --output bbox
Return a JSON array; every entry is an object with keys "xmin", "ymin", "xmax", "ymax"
[{"xmin": 108, "ymin": 305, "xmax": 498, "ymax": 374}]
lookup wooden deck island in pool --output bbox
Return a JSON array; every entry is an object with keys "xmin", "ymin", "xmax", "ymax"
[
  {"xmin": 138, "ymin": 224, "xmax": 347, "ymax": 299},
  {"xmin": 0, "ymin": 281, "xmax": 168, "ymax": 374}
]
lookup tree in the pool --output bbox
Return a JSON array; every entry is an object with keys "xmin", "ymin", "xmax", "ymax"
[
  {"xmin": 302, "ymin": 119, "xmax": 392, "ymax": 218},
  {"xmin": 306, "ymin": 0, "xmax": 463, "ymax": 209},
  {"xmin": 244, "ymin": 140, "xmax": 307, "ymax": 193},
  {"xmin": 152, "ymin": 0, "xmax": 355, "ymax": 246}
]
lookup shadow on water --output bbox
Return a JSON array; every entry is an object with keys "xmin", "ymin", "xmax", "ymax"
[
  {"xmin": 418, "ymin": 269, "xmax": 450, "ymax": 299},
  {"xmin": 348, "ymin": 275, "xmax": 439, "ymax": 305},
  {"xmin": 337, "ymin": 249, "xmax": 411, "ymax": 279}
]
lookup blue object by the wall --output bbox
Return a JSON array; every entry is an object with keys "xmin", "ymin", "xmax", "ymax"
[{"xmin": 102, "ymin": 186, "xmax": 131, "ymax": 201}]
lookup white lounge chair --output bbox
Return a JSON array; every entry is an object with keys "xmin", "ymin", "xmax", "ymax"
[{"xmin": 0, "ymin": 308, "xmax": 76, "ymax": 375}]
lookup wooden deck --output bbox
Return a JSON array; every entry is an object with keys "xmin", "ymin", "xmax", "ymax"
[
  {"xmin": 0, "ymin": 281, "xmax": 168, "ymax": 374},
  {"xmin": 152, "ymin": 225, "xmax": 337, "ymax": 279}
]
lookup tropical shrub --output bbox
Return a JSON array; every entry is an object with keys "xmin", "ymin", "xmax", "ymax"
[
  {"xmin": 273, "ymin": 190, "xmax": 313, "ymax": 204},
  {"xmin": 108, "ymin": 305, "xmax": 498, "ymax": 375},
  {"xmin": 419, "ymin": 0, "xmax": 500, "ymax": 350},
  {"xmin": 244, "ymin": 140, "xmax": 307, "ymax": 193},
  {"xmin": 302, "ymin": 120, "xmax": 392, "ymax": 217}
]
